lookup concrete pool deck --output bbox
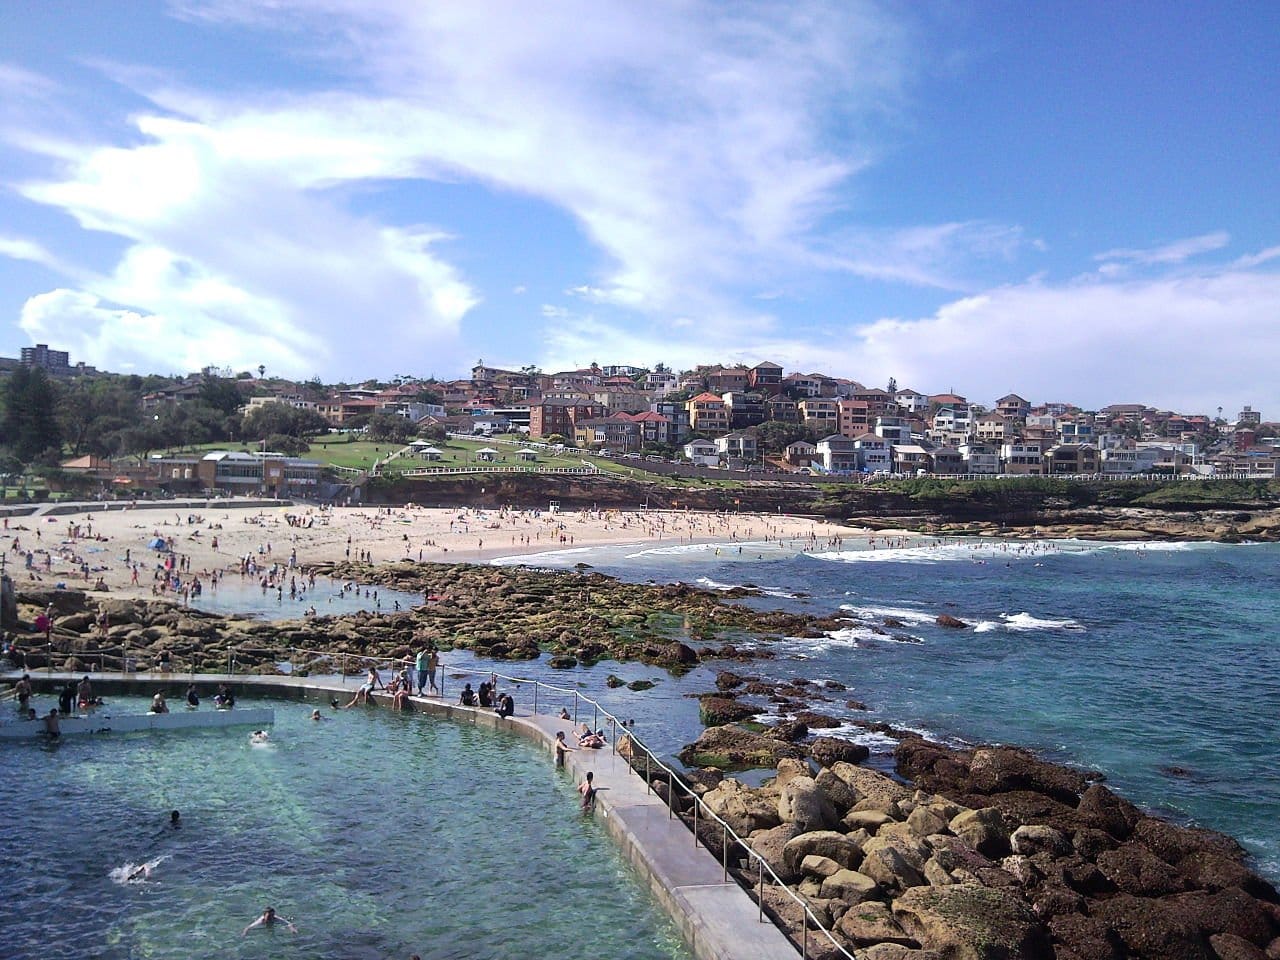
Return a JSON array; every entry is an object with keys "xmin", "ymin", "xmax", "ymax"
[{"xmin": 9, "ymin": 669, "xmax": 802, "ymax": 960}]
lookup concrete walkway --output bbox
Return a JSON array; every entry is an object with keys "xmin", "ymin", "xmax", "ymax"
[{"xmin": 9, "ymin": 669, "xmax": 799, "ymax": 960}]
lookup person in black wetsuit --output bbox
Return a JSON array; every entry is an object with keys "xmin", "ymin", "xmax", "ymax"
[
  {"xmin": 58, "ymin": 681, "xmax": 76, "ymax": 715},
  {"xmin": 185, "ymin": 684, "xmax": 200, "ymax": 707}
]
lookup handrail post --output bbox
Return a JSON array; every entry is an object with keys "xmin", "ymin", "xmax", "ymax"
[
  {"xmin": 593, "ymin": 703, "xmax": 598, "ymax": 732},
  {"xmin": 533, "ymin": 682, "xmax": 539, "ymax": 716},
  {"xmin": 758, "ymin": 857, "xmax": 764, "ymax": 922},
  {"xmin": 722, "ymin": 824, "xmax": 728, "ymax": 882},
  {"xmin": 573, "ymin": 693, "xmax": 578, "ymax": 725},
  {"xmin": 692, "ymin": 793, "xmax": 698, "ymax": 847},
  {"xmin": 802, "ymin": 906, "xmax": 808, "ymax": 959},
  {"xmin": 646, "ymin": 752, "xmax": 651, "ymax": 794},
  {"xmin": 610, "ymin": 717, "xmax": 616, "ymax": 755}
]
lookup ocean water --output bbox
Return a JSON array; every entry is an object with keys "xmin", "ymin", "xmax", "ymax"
[
  {"xmin": 499, "ymin": 535, "xmax": 1280, "ymax": 881},
  {"xmin": 0, "ymin": 696, "xmax": 689, "ymax": 960}
]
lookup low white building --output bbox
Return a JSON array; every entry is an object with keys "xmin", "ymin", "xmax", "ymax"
[
  {"xmin": 683, "ymin": 440, "xmax": 718, "ymax": 467},
  {"xmin": 816, "ymin": 435, "xmax": 860, "ymax": 473}
]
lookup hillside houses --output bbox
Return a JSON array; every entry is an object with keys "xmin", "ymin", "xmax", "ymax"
[{"xmin": 218, "ymin": 356, "xmax": 1270, "ymax": 478}]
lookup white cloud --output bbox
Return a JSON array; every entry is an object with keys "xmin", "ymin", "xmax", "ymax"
[
  {"xmin": 1095, "ymin": 231, "xmax": 1230, "ymax": 267},
  {"xmin": 537, "ymin": 262, "xmax": 1280, "ymax": 416},
  {"xmin": 0, "ymin": 235, "xmax": 77, "ymax": 275},
  {"xmin": 836, "ymin": 268, "xmax": 1280, "ymax": 412},
  {"xmin": 818, "ymin": 221, "xmax": 1030, "ymax": 289},
  {"xmin": 148, "ymin": 1, "xmax": 924, "ymax": 332},
  {"xmin": 16, "ymin": 111, "xmax": 476, "ymax": 377}
]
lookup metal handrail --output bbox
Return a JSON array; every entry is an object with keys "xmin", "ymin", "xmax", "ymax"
[{"xmin": 16, "ymin": 639, "xmax": 856, "ymax": 958}]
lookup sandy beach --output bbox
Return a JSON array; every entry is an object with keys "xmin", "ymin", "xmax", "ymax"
[{"xmin": 2, "ymin": 502, "xmax": 869, "ymax": 601}]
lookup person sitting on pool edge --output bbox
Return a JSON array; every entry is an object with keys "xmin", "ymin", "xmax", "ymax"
[
  {"xmin": 458, "ymin": 683, "xmax": 476, "ymax": 706},
  {"xmin": 495, "ymin": 693, "xmax": 514, "ymax": 719}
]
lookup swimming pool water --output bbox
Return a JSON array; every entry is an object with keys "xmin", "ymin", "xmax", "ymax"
[{"xmin": 1, "ymin": 696, "xmax": 691, "ymax": 960}]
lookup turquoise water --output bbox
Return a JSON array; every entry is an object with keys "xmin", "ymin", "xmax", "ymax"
[
  {"xmin": 184, "ymin": 576, "xmax": 421, "ymax": 619},
  {"xmin": 503, "ymin": 537, "xmax": 1280, "ymax": 881},
  {"xmin": 1, "ymin": 697, "xmax": 690, "ymax": 960}
]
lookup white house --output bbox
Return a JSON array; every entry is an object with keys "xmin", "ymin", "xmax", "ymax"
[
  {"xmin": 816, "ymin": 435, "xmax": 860, "ymax": 473},
  {"xmin": 714, "ymin": 431, "xmax": 758, "ymax": 461},
  {"xmin": 894, "ymin": 389, "xmax": 930, "ymax": 415},
  {"xmin": 683, "ymin": 440, "xmax": 718, "ymax": 467}
]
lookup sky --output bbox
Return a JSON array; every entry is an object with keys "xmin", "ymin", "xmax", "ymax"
[{"xmin": 0, "ymin": 1, "xmax": 1278, "ymax": 415}]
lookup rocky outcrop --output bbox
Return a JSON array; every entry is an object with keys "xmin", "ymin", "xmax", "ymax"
[
  {"xmin": 678, "ymin": 724, "xmax": 803, "ymax": 772},
  {"xmin": 691, "ymin": 731, "xmax": 1280, "ymax": 959},
  {"xmin": 892, "ymin": 885, "xmax": 1048, "ymax": 959}
]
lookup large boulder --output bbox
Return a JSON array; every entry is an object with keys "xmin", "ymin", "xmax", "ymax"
[
  {"xmin": 949, "ymin": 808, "xmax": 1012, "ymax": 859},
  {"xmin": 1047, "ymin": 913, "xmax": 1126, "ymax": 960},
  {"xmin": 1088, "ymin": 894, "xmax": 1214, "ymax": 960},
  {"xmin": 831, "ymin": 761, "xmax": 913, "ymax": 807},
  {"xmin": 698, "ymin": 695, "xmax": 758, "ymax": 726},
  {"xmin": 1076, "ymin": 784, "xmax": 1142, "ymax": 840},
  {"xmin": 1096, "ymin": 842, "xmax": 1187, "ymax": 897},
  {"xmin": 896, "ymin": 736, "xmax": 975, "ymax": 793},
  {"xmin": 1010, "ymin": 824, "xmax": 1071, "ymax": 858},
  {"xmin": 97, "ymin": 597, "xmax": 148, "ymax": 625},
  {"xmin": 1131, "ymin": 817, "xmax": 1246, "ymax": 866},
  {"xmin": 892, "ymin": 885, "xmax": 1048, "ymax": 960},
  {"xmin": 815, "ymin": 768, "xmax": 859, "ymax": 813},
  {"xmin": 778, "ymin": 777, "xmax": 839, "ymax": 832},
  {"xmin": 701, "ymin": 778, "xmax": 782, "ymax": 836},
  {"xmin": 746, "ymin": 822, "xmax": 803, "ymax": 882},
  {"xmin": 906, "ymin": 805, "xmax": 952, "ymax": 840},
  {"xmin": 1208, "ymin": 933, "xmax": 1267, "ymax": 960},
  {"xmin": 836, "ymin": 901, "xmax": 916, "ymax": 947},
  {"xmin": 783, "ymin": 830, "xmax": 865, "ymax": 875},
  {"xmin": 967, "ymin": 747, "xmax": 1088, "ymax": 804},
  {"xmin": 1165, "ymin": 888, "xmax": 1277, "ymax": 947},
  {"xmin": 679, "ymin": 725, "xmax": 803, "ymax": 771},
  {"xmin": 861, "ymin": 840, "xmax": 927, "ymax": 892},
  {"xmin": 821, "ymin": 868, "xmax": 882, "ymax": 904},
  {"xmin": 810, "ymin": 736, "xmax": 871, "ymax": 768}
]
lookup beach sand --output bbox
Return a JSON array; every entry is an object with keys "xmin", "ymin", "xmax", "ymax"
[{"xmin": 2, "ymin": 502, "xmax": 870, "ymax": 601}]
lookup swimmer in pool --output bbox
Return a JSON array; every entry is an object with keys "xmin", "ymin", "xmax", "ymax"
[{"xmin": 250, "ymin": 730, "xmax": 269, "ymax": 744}]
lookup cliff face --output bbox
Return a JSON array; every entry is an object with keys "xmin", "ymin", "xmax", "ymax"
[{"xmin": 364, "ymin": 475, "xmax": 1280, "ymax": 542}]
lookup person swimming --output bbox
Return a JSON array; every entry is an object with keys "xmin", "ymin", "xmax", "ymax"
[
  {"xmin": 242, "ymin": 906, "xmax": 297, "ymax": 936},
  {"xmin": 250, "ymin": 730, "xmax": 270, "ymax": 745}
]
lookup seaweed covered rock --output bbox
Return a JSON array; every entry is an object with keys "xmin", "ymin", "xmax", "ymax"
[{"xmin": 892, "ymin": 885, "xmax": 1049, "ymax": 960}]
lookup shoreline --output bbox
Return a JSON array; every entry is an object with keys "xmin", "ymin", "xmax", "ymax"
[{"xmin": 1, "ymin": 501, "xmax": 867, "ymax": 603}]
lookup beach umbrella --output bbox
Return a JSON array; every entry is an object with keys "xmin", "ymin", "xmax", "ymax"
[{"xmin": 148, "ymin": 537, "xmax": 167, "ymax": 550}]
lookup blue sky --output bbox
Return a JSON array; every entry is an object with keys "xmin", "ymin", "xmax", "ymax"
[{"xmin": 1, "ymin": 1, "xmax": 1278, "ymax": 414}]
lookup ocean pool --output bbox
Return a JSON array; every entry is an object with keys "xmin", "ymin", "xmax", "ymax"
[{"xmin": 1, "ymin": 695, "xmax": 691, "ymax": 960}]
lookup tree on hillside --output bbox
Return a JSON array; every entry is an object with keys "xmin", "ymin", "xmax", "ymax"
[
  {"xmin": 241, "ymin": 402, "xmax": 329, "ymax": 441},
  {"xmin": 365, "ymin": 412, "xmax": 415, "ymax": 443},
  {"xmin": 59, "ymin": 378, "xmax": 145, "ymax": 456},
  {"xmin": 199, "ymin": 376, "xmax": 248, "ymax": 416},
  {"xmin": 754, "ymin": 420, "xmax": 808, "ymax": 455},
  {"xmin": 3, "ymin": 366, "xmax": 62, "ymax": 464}
]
